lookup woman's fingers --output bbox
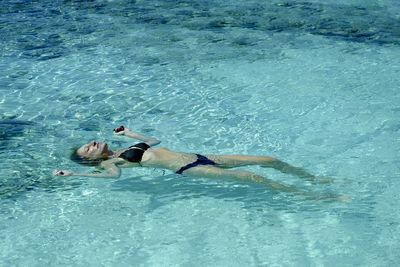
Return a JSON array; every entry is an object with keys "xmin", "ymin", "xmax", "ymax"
[
  {"xmin": 113, "ymin": 125, "xmax": 125, "ymax": 135},
  {"xmin": 53, "ymin": 170, "xmax": 71, "ymax": 176},
  {"xmin": 53, "ymin": 170, "xmax": 63, "ymax": 176}
]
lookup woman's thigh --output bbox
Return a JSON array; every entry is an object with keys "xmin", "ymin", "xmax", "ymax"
[
  {"xmin": 204, "ymin": 154, "xmax": 275, "ymax": 168},
  {"xmin": 182, "ymin": 165, "xmax": 264, "ymax": 183}
]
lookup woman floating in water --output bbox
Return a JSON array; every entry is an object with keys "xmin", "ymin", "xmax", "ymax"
[{"xmin": 54, "ymin": 125, "xmax": 334, "ymax": 196}]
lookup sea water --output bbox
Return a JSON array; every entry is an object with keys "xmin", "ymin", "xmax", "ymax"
[{"xmin": 1, "ymin": 0, "xmax": 399, "ymax": 266}]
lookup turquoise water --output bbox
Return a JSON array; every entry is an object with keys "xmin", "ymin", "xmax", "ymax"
[{"xmin": 1, "ymin": 0, "xmax": 400, "ymax": 266}]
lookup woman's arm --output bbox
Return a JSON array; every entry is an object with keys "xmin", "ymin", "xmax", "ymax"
[
  {"xmin": 53, "ymin": 158, "xmax": 122, "ymax": 178},
  {"xmin": 113, "ymin": 125, "xmax": 161, "ymax": 146}
]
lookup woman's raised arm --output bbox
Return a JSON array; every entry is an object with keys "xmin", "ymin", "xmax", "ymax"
[{"xmin": 113, "ymin": 125, "xmax": 161, "ymax": 147}]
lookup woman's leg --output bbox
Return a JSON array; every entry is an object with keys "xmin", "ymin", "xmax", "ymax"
[
  {"xmin": 205, "ymin": 154, "xmax": 275, "ymax": 168},
  {"xmin": 182, "ymin": 166, "xmax": 346, "ymax": 201},
  {"xmin": 182, "ymin": 165, "xmax": 298, "ymax": 193},
  {"xmin": 183, "ymin": 165, "xmax": 351, "ymax": 202},
  {"xmin": 205, "ymin": 154, "xmax": 330, "ymax": 183}
]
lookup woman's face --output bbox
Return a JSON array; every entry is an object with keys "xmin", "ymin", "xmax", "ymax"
[{"xmin": 77, "ymin": 141, "xmax": 109, "ymax": 159}]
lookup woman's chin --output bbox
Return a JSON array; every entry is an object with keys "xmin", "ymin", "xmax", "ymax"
[{"xmin": 102, "ymin": 143, "xmax": 111, "ymax": 156}]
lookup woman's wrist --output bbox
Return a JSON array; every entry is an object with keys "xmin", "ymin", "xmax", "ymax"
[{"xmin": 124, "ymin": 129, "xmax": 139, "ymax": 137}]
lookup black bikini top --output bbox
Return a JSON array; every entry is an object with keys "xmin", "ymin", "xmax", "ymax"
[{"xmin": 119, "ymin": 143, "xmax": 150, "ymax": 163}]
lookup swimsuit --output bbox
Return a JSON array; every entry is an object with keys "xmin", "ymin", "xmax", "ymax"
[
  {"xmin": 176, "ymin": 154, "xmax": 216, "ymax": 174},
  {"xmin": 120, "ymin": 144, "xmax": 216, "ymax": 173},
  {"xmin": 119, "ymin": 143, "xmax": 150, "ymax": 163}
]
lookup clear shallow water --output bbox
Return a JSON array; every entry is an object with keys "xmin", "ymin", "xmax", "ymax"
[{"xmin": 1, "ymin": 0, "xmax": 400, "ymax": 266}]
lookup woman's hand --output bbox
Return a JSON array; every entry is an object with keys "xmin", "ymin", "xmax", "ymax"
[
  {"xmin": 53, "ymin": 170, "xmax": 73, "ymax": 176},
  {"xmin": 113, "ymin": 125, "xmax": 126, "ymax": 135}
]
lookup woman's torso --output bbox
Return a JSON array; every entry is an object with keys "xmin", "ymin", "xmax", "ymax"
[
  {"xmin": 141, "ymin": 147, "xmax": 198, "ymax": 171},
  {"xmin": 115, "ymin": 146, "xmax": 198, "ymax": 172}
]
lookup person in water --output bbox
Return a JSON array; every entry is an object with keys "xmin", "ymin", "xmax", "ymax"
[{"xmin": 53, "ymin": 125, "xmax": 331, "ymax": 194}]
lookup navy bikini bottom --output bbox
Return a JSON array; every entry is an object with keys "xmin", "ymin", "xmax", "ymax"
[{"xmin": 176, "ymin": 154, "xmax": 216, "ymax": 174}]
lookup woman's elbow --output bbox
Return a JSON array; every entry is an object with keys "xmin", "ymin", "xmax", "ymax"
[
  {"xmin": 103, "ymin": 167, "xmax": 121, "ymax": 179},
  {"xmin": 112, "ymin": 169, "xmax": 121, "ymax": 179}
]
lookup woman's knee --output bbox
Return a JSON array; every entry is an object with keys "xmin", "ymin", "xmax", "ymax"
[{"xmin": 235, "ymin": 171, "xmax": 265, "ymax": 183}]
